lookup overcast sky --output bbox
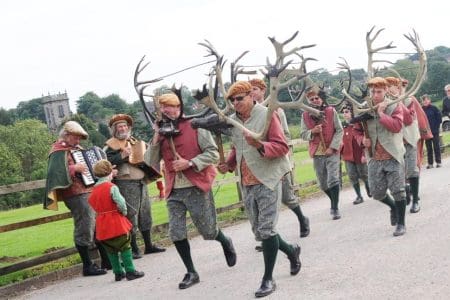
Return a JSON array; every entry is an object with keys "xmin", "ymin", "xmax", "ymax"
[{"xmin": 1, "ymin": 0, "xmax": 448, "ymax": 111}]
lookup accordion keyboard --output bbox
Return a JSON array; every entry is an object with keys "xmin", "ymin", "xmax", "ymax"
[{"xmin": 71, "ymin": 147, "xmax": 106, "ymax": 186}]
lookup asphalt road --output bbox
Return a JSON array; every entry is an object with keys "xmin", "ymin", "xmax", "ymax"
[{"xmin": 14, "ymin": 158, "xmax": 450, "ymax": 300}]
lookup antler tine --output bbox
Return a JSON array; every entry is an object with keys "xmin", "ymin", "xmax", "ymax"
[
  {"xmin": 398, "ymin": 29, "xmax": 427, "ymax": 101},
  {"xmin": 366, "ymin": 26, "xmax": 397, "ymax": 78},
  {"xmin": 231, "ymin": 50, "xmax": 257, "ymax": 83}
]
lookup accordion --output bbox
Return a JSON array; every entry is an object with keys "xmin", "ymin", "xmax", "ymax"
[{"xmin": 71, "ymin": 146, "xmax": 107, "ymax": 186}]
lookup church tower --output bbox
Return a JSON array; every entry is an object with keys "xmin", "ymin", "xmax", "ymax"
[{"xmin": 42, "ymin": 92, "xmax": 72, "ymax": 132}]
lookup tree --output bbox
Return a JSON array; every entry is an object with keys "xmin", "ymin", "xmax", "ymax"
[
  {"xmin": 1, "ymin": 119, "xmax": 55, "ymax": 181},
  {"xmin": 16, "ymin": 98, "xmax": 46, "ymax": 122},
  {"xmin": 102, "ymin": 94, "xmax": 129, "ymax": 114},
  {"xmin": 0, "ymin": 108, "xmax": 16, "ymax": 125}
]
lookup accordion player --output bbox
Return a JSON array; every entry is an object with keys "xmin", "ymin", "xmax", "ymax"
[{"xmin": 70, "ymin": 146, "xmax": 107, "ymax": 186}]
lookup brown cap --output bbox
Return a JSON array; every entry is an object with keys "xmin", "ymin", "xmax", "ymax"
[
  {"xmin": 158, "ymin": 93, "xmax": 180, "ymax": 106},
  {"xmin": 249, "ymin": 78, "xmax": 267, "ymax": 90},
  {"xmin": 63, "ymin": 121, "xmax": 88, "ymax": 139},
  {"xmin": 226, "ymin": 81, "xmax": 252, "ymax": 100},
  {"xmin": 384, "ymin": 76, "xmax": 401, "ymax": 87},
  {"xmin": 367, "ymin": 77, "xmax": 388, "ymax": 89},
  {"xmin": 93, "ymin": 159, "xmax": 113, "ymax": 177},
  {"xmin": 109, "ymin": 114, "xmax": 133, "ymax": 128}
]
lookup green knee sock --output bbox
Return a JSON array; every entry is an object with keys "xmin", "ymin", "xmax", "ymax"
[
  {"xmin": 215, "ymin": 229, "xmax": 228, "ymax": 245},
  {"xmin": 291, "ymin": 205, "xmax": 304, "ymax": 221},
  {"xmin": 120, "ymin": 249, "xmax": 136, "ymax": 273},
  {"xmin": 353, "ymin": 183, "xmax": 362, "ymax": 197},
  {"xmin": 330, "ymin": 184, "xmax": 340, "ymax": 209},
  {"xmin": 174, "ymin": 239, "xmax": 196, "ymax": 273},
  {"xmin": 324, "ymin": 189, "xmax": 334, "ymax": 208},
  {"xmin": 395, "ymin": 200, "xmax": 406, "ymax": 225},
  {"xmin": 379, "ymin": 194, "xmax": 396, "ymax": 210},
  {"xmin": 364, "ymin": 181, "xmax": 372, "ymax": 197},
  {"xmin": 262, "ymin": 235, "xmax": 279, "ymax": 281},
  {"xmin": 409, "ymin": 177, "xmax": 420, "ymax": 202},
  {"xmin": 107, "ymin": 252, "xmax": 124, "ymax": 275},
  {"xmin": 277, "ymin": 234, "xmax": 294, "ymax": 256}
]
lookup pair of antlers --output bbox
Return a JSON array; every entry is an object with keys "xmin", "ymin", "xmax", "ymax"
[
  {"xmin": 196, "ymin": 31, "xmax": 322, "ymax": 140},
  {"xmin": 341, "ymin": 26, "xmax": 427, "ymax": 115}
]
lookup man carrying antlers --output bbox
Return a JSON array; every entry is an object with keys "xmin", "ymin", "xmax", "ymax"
[
  {"xmin": 145, "ymin": 93, "xmax": 236, "ymax": 290},
  {"xmin": 363, "ymin": 77, "xmax": 407, "ymax": 237},
  {"xmin": 250, "ymin": 78, "xmax": 310, "ymax": 239},
  {"xmin": 300, "ymin": 88, "xmax": 343, "ymax": 220},
  {"xmin": 218, "ymin": 81, "xmax": 301, "ymax": 298}
]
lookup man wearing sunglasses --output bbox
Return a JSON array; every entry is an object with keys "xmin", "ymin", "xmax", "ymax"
[
  {"xmin": 249, "ymin": 78, "xmax": 310, "ymax": 240},
  {"xmin": 300, "ymin": 88, "xmax": 343, "ymax": 220},
  {"xmin": 218, "ymin": 81, "xmax": 301, "ymax": 298}
]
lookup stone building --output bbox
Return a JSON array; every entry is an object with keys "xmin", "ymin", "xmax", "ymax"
[{"xmin": 42, "ymin": 92, "xmax": 71, "ymax": 132}]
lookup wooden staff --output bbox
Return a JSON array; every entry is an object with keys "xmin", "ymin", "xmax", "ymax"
[
  {"xmin": 214, "ymin": 133, "xmax": 225, "ymax": 164},
  {"xmin": 168, "ymin": 137, "xmax": 182, "ymax": 179},
  {"xmin": 361, "ymin": 121, "xmax": 373, "ymax": 158}
]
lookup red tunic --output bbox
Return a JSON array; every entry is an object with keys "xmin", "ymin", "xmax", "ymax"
[
  {"xmin": 88, "ymin": 182, "xmax": 132, "ymax": 241},
  {"xmin": 341, "ymin": 123, "xmax": 365, "ymax": 164},
  {"xmin": 302, "ymin": 107, "xmax": 336, "ymax": 157},
  {"xmin": 160, "ymin": 119, "xmax": 217, "ymax": 197}
]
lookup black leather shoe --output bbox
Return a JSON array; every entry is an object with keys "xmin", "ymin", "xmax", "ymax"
[
  {"xmin": 393, "ymin": 224, "xmax": 406, "ymax": 236},
  {"xmin": 288, "ymin": 244, "xmax": 301, "ymax": 275},
  {"xmin": 223, "ymin": 237, "xmax": 237, "ymax": 267},
  {"xmin": 132, "ymin": 251, "xmax": 142, "ymax": 259},
  {"xmin": 178, "ymin": 272, "xmax": 200, "ymax": 289},
  {"xmin": 332, "ymin": 209, "xmax": 341, "ymax": 220},
  {"xmin": 436, "ymin": 163, "xmax": 441, "ymax": 168},
  {"xmin": 426, "ymin": 164, "xmax": 433, "ymax": 169},
  {"xmin": 83, "ymin": 263, "xmax": 107, "ymax": 276},
  {"xmin": 390, "ymin": 209, "xmax": 397, "ymax": 226},
  {"xmin": 410, "ymin": 202, "xmax": 420, "ymax": 213},
  {"xmin": 300, "ymin": 217, "xmax": 310, "ymax": 238},
  {"xmin": 144, "ymin": 245, "xmax": 166, "ymax": 254},
  {"xmin": 353, "ymin": 196, "xmax": 364, "ymax": 205},
  {"xmin": 255, "ymin": 279, "xmax": 276, "ymax": 298},
  {"xmin": 255, "ymin": 244, "xmax": 263, "ymax": 252},
  {"xmin": 126, "ymin": 270, "xmax": 145, "ymax": 280},
  {"xmin": 115, "ymin": 273, "xmax": 126, "ymax": 281}
]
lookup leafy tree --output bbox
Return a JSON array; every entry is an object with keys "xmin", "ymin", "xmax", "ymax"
[
  {"xmin": 16, "ymin": 98, "xmax": 46, "ymax": 122},
  {"xmin": 102, "ymin": 94, "xmax": 129, "ymax": 114},
  {"xmin": 1, "ymin": 120, "xmax": 55, "ymax": 181},
  {"xmin": 0, "ymin": 142, "xmax": 23, "ymax": 184},
  {"xmin": 0, "ymin": 108, "xmax": 16, "ymax": 125}
]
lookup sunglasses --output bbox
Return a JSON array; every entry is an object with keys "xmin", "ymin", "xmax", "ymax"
[
  {"xmin": 230, "ymin": 93, "xmax": 249, "ymax": 102},
  {"xmin": 309, "ymin": 96, "xmax": 320, "ymax": 101}
]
